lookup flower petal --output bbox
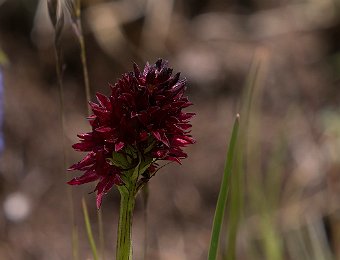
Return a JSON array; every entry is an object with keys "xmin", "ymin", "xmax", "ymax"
[
  {"xmin": 115, "ymin": 141, "xmax": 125, "ymax": 152},
  {"xmin": 68, "ymin": 152, "xmax": 96, "ymax": 171},
  {"xmin": 152, "ymin": 131, "xmax": 170, "ymax": 147},
  {"xmin": 95, "ymin": 175, "xmax": 121, "ymax": 208},
  {"xmin": 96, "ymin": 92, "xmax": 112, "ymax": 110},
  {"xmin": 67, "ymin": 170, "xmax": 99, "ymax": 185},
  {"xmin": 72, "ymin": 141, "xmax": 95, "ymax": 152}
]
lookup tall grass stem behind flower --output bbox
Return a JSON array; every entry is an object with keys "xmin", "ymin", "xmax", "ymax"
[
  {"xmin": 47, "ymin": 2, "xmax": 79, "ymax": 260},
  {"xmin": 65, "ymin": 0, "xmax": 91, "ymax": 114},
  {"xmin": 68, "ymin": 59, "xmax": 195, "ymax": 259},
  {"xmin": 0, "ymin": 68, "xmax": 4, "ymax": 153},
  {"xmin": 64, "ymin": 3, "xmax": 103, "ymax": 258},
  {"xmin": 0, "ymin": 48, "xmax": 9, "ymax": 155}
]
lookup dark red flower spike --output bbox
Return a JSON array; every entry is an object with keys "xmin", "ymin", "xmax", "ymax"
[{"xmin": 68, "ymin": 59, "xmax": 195, "ymax": 207}]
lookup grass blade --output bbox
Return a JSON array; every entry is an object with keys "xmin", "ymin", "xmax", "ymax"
[
  {"xmin": 225, "ymin": 50, "xmax": 268, "ymax": 259},
  {"xmin": 225, "ymin": 141, "xmax": 242, "ymax": 260},
  {"xmin": 82, "ymin": 198, "xmax": 99, "ymax": 260},
  {"xmin": 72, "ymin": 225, "xmax": 79, "ymax": 260},
  {"xmin": 208, "ymin": 114, "xmax": 240, "ymax": 260}
]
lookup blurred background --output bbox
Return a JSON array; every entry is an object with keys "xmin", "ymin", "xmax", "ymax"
[{"xmin": 0, "ymin": 0, "xmax": 340, "ymax": 259}]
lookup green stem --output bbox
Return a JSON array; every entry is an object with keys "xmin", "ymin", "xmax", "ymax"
[
  {"xmin": 142, "ymin": 184, "xmax": 149, "ymax": 260},
  {"xmin": 117, "ymin": 187, "xmax": 136, "ymax": 260}
]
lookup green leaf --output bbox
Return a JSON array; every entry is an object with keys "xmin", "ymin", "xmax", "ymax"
[
  {"xmin": 208, "ymin": 114, "xmax": 239, "ymax": 260},
  {"xmin": 144, "ymin": 139, "xmax": 156, "ymax": 154},
  {"xmin": 108, "ymin": 152, "xmax": 130, "ymax": 169},
  {"xmin": 131, "ymin": 155, "xmax": 152, "ymax": 181},
  {"xmin": 125, "ymin": 145, "xmax": 138, "ymax": 159}
]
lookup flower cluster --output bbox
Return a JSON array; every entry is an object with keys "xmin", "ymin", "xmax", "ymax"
[{"xmin": 68, "ymin": 59, "xmax": 195, "ymax": 207}]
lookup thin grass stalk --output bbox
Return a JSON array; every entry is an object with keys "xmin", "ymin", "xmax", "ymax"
[
  {"xmin": 56, "ymin": 25, "xmax": 81, "ymax": 260},
  {"xmin": 98, "ymin": 209, "xmax": 105, "ymax": 260},
  {"xmin": 57, "ymin": 29, "xmax": 80, "ymax": 260},
  {"xmin": 65, "ymin": 0, "xmax": 91, "ymax": 114},
  {"xmin": 241, "ymin": 50, "xmax": 284, "ymax": 260},
  {"xmin": 288, "ymin": 229, "xmax": 314, "ymax": 260},
  {"xmin": 47, "ymin": 1, "xmax": 79, "ymax": 259},
  {"xmin": 306, "ymin": 217, "xmax": 334, "ymax": 260},
  {"xmin": 71, "ymin": 224, "xmax": 79, "ymax": 260},
  {"xmin": 261, "ymin": 141, "xmax": 285, "ymax": 260},
  {"xmin": 82, "ymin": 197, "xmax": 99, "ymax": 260},
  {"xmin": 225, "ymin": 51, "xmax": 266, "ymax": 259},
  {"xmin": 78, "ymin": 32, "xmax": 91, "ymax": 115},
  {"xmin": 207, "ymin": 115, "xmax": 240, "ymax": 260},
  {"xmin": 297, "ymin": 227, "xmax": 314, "ymax": 260},
  {"xmin": 65, "ymin": 1, "xmax": 104, "ymax": 258},
  {"xmin": 224, "ymin": 63, "xmax": 258, "ymax": 260}
]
